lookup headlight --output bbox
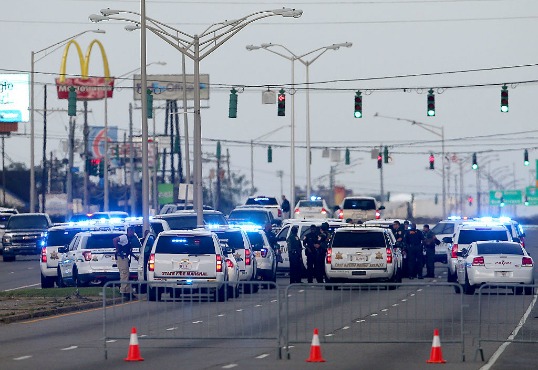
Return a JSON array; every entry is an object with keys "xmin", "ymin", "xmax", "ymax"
[
  {"xmin": 2, "ymin": 235, "xmax": 11, "ymax": 244},
  {"xmin": 40, "ymin": 232, "xmax": 48, "ymax": 238}
]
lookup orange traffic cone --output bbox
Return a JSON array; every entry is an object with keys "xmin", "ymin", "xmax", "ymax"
[
  {"xmin": 124, "ymin": 327, "xmax": 144, "ymax": 362},
  {"xmin": 426, "ymin": 328, "xmax": 446, "ymax": 364},
  {"xmin": 306, "ymin": 328, "xmax": 326, "ymax": 362}
]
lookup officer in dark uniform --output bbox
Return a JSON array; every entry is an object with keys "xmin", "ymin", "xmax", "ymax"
[
  {"xmin": 422, "ymin": 224, "xmax": 437, "ymax": 278},
  {"xmin": 287, "ymin": 225, "xmax": 303, "ymax": 283},
  {"xmin": 303, "ymin": 225, "xmax": 319, "ymax": 283},
  {"xmin": 392, "ymin": 220, "xmax": 406, "ymax": 272},
  {"xmin": 404, "ymin": 224, "xmax": 424, "ymax": 279},
  {"xmin": 313, "ymin": 226, "xmax": 327, "ymax": 283}
]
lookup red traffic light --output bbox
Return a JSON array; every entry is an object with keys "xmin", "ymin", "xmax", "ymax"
[
  {"xmin": 278, "ymin": 94, "xmax": 286, "ymax": 102},
  {"xmin": 429, "ymin": 154, "xmax": 435, "ymax": 170}
]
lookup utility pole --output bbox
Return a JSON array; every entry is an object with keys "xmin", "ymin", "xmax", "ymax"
[
  {"xmin": 83, "ymin": 101, "xmax": 89, "ymax": 212},
  {"xmin": 277, "ymin": 170, "xmax": 284, "ymax": 197},
  {"xmin": 41, "ymin": 85, "xmax": 47, "ymax": 213},
  {"xmin": 379, "ymin": 145, "xmax": 385, "ymax": 204},
  {"xmin": 129, "ymin": 103, "xmax": 136, "ymax": 216},
  {"xmin": 66, "ymin": 117, "xmax": 75, "ymax": 220},
  {"xmin": 216, "ymin": 141, "xmax": 221, "ymax": 211}
]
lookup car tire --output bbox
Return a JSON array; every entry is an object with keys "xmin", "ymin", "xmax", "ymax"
[
  {"xmin": 41, "ymin": 273, "xmax": 55, "ymax": 289},
  {"xmin": 463, "ymin": 272, "xmax": 475, "ymax": 295},
  {"xmin": 2, "ymin": 254, "xmax": 15, "ymax": 262},
  {"xmin": 57, "ymin": 268, "xmax": 66, "ymax": 288}
]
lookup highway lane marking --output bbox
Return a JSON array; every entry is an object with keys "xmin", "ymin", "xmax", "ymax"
[
  {"xmin": 325, "ymin": 333, "xmax": 334, "ymax": 337},
  {"xmin": 270, "ymin": 299, "xmax": 277, "ymax": 303},
  {"xmin": 356, "ymin": 320, "xmax": 366, "ymax": 323},
  {"xmin": 381, "ymin": 308, "xmax": 388, "ymax": 312},
  {"xmin": 255, "ymin": 304, "xmax": 262, "ymax": 307},
  {"xmin": 392, "ymin": 303, "xmax": 399, "ymax": 307},
  {"xmin": 236, "ymin": 309, "xmax": 243, "ymax": 312},
  {"xmin": 218, "ymin": 314, "xmax": 226, "ymax": 317},
  {"xmin": 192, "ymin": 321, "xmax": 203, "ymax": 324},
  {"xmin": 4, "ymin": 283, "xmax": 40, "ymax": 292},
  {"xmin": 282, "ymin": 345, "xmax": 295, "ymax": 349},
  {"xmin": 106, "ymin": 340, "xmax": 117, "ymax": 343},
  {"xmin": 61, "ymin": 346, "xmax": 78, "ymax": 351},
  {"xmin": 166, "ymin": 327, "xmax": 178, "ymax": 331},
  {"xmin": 370, "ymin": 313, "xmax": 378, "ymax": 317},
  {"xmin": 401, "ymin": 299, "xmax": 407, "ymax": 302},
  {"xmin": 342, "ymin": 326, "xmax": 350, "ymax": 330},
  {"xmin": 256, "ymin": 354, "xmax": 270, "ymax": 359},
  {"xmin": 417, "ymin": 289, "xmax": 423, "ymax": 292},
  {"xmin": 13, "ymin": 356, "xmax": 32, "ymax": 361},
  {"xmin": 298, "ymin": 289, "xmax": 305, "ymax": 293},
  {"xmin": 139, "ymin": 334, "xmax": 147, "ymax": 338},
  {"xmin": 410, "ymin": 293, "xmax": 415, "ymax": 296},
  {"xmin": 222, "ymin": 364, "xmax": 238, "ymax": 368}
]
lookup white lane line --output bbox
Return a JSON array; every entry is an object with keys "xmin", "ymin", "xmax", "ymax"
[
  {"xmin": 218, "ymin": 314, "xmax": 226, "ymax": 317},
  {"xmin": 139, "ymin": 334, "xmax": 147, "ymax": 338},
  {"xmin": 282, "ymin": 345, "xmax": 295, "ymax": 349},
  {"xmin": 106, "ymin": 340, "xmax": 117, "ymax": 343},
  {"xmin": 13, "ymin": 356, "xmax": 32, "ymax": 361},
  {"xmin": 342, "ymin": 326, "xmax": 350, "ymax": 330},
  {"xmin": 192, "ymin": 321, "xmax": 203, "ymax": 324},
  {"xmin": 222, "ymin": 364, "xmax": 238, "ymax": 369},
  {"xmin": 381, "ymin": 309, "xmax": 388, "ymax": 312},
  {"xmin": 255, "ymin": 304, "xmax": 262, "ymax": 307},
  {"xmin": 401, "ymin": 299, "xmax": 407, "ymax": 302},
  {"xmin": 166, "ymin": 327, "xmax": 177, "ymax": 331},
  {"xmin": 410, "ymin": 293, "xmax": 415, "ymax": 297},
  {"xmin": 356, "ymin": 319, "xmax": 366, "ymax": 323},
  {"xmin": 479, "ymin": 293, "xmax": 538, "ymax": 370},
  {"xmin": 298, "ymin": 289, "xmax": 305, "ymax": 293},
  {"xmin": 417, "ymin": 288, "xmax": 423, "ymax": 292},
  {"xmin": 61, "ymin": 346, "xmax": 78, "ymax": 351},
  {"xmin": 256, "ymin": 354, "xmax": 270, "ymax": 359},
  {"xmin": 370, "ymin": 313, "xmax": 378, "ymax": 317},
  {"xmin": 236, "ymin": 309, "xmax": 243, "ymax": 312},
  {"xmin": 392, "ymin": 303, "xmax": 399, "ymax": 307},
  {"xmin": 325, "ymin": 333, "xmax": 334, "ymax": 337},
  {"xmin": 270, "ymin": 299, "xmax": 277, "ymax": 303},
  {"xmin": 287, "ymin": 294, "xmax": 292, "ymax": 297},
  {"xmin": 4, "ymin": 283, "xmax": 40, "ymax": 292}
]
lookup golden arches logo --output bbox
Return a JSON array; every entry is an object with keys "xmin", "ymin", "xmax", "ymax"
[{"xmin": 55, "ymin": 39, "xmax": 114, "ymax": 100}]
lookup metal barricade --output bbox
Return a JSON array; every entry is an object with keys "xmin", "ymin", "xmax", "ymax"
[
  {"xmin": 476, "ymin": 283, "xmax": 538, "ymax": 361},
  {"xmin": 284, "ymin": 282, "xmax": 465, "ymax": 361},
  {"xmin": 102, "ymin": 280, "xmax": 280, "ymax": 359}
]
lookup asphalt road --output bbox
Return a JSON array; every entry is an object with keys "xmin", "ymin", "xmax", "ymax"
[{"xmin": 1, "ymin": 228, "xmax": 538, "ymax": 369}]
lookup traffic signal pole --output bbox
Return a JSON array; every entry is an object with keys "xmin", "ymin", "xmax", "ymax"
[
  {"xmin": 67, "ymin": 116, "xmax": 75, "ymax": 220},
  {"xmin": 379, "ymin": 145, "xmax": 385, "ymax": 204}
]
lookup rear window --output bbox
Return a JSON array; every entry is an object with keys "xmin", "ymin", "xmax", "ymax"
[
  {"xmin": 155, "ymin": 235, "xmax": 216, "ymax": 254},
  {"xmin": 204, "ymin": 214, "xmax": 228, "ymax": 225},
  {"xmin": 162, "ymin": 216, "xmax": 198, "ymax": 230},
  {"xmin": 214, "ymin": 231, "xmax": 245, "ymax": 250},
  {"xmin": 432, "ymin": 222, "xmax": 454, "ymax": 235},
  {"xmin": 86, "ymin": 234, "xmax": 123, "ymax": 249},
  {"xmin": 343, "ymin": 199, "xmax": 376, "ymax": 210},
  {"xmin": 246, "ymin": 197, "xmax": 278, "ymax": 206},
  {"xmin": 229, "ymin": 210, "xmax": 270, "ymax": 225},
  {"xmin": 7, "ymin": 215, "xmax": 49, "ymax": 229},
  {"xmin": 332, "ymin": 231, "xmax": 386, "ymax": 248},
  {"xmin": 246, "ymin": 232, "xmax": 265, "ymax": 251},
  {"xmin": 47, "ymin": 229, "xmax": 82, "ymax": 247},
  {"xmin": 477, "ymin": 243, "xmax": 523, "ymax": 255},
  {"xmin": 457, "ymin": 230, "xmax": 509, "ymax": 244},
  {"xmin": 298, "ymin": 200, "xmax": 323, "ymax": 208},
  {"xmin": 150, "ymin": 222, "xmax": 165, "ymax": 234}
]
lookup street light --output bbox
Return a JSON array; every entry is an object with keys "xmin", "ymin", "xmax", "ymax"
[
  {"xmin": 246, "ymin": 42, "xmax": 352, "ymax": 200},
  {"xmin": 30, "ymin": 29, "xmax": 105, "ymax": 212},
  {"xmin": 90, "ymin": 7, "xmax": 302, "ymax": 227},
  {"xmin": 374, "ymin": 113, "xmax": 447, "ymax": 219}
]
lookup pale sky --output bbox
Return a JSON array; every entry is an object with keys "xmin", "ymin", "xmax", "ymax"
[{"xmin": 3, "ymin": 0, "xmax": 538, "ymax": 209}]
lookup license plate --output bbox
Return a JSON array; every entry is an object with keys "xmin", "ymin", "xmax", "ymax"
[
  {"xmin": 495, "ymin": 271, "xmax": 510, "ymax": 277},
  {"xmin": 355, "ymin": 255, "xmax": 368, "ymax": 262},
  {"xmin": 352, "ymin": 271, "xmax": 366, "ymax": 275}
]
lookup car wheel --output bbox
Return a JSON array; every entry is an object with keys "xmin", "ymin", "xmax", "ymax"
[
  {"xmin": 41, "ymin": 273, "xmax": 55, "ymax": 289},
  {"xmin": 56, "ymin": 268, "xmax": 66, "ymax": 288},
  {"xmin": 463, "ymin": 271, "xmax": 475, "ymax": 295},
  {"xmin": 2, "ymin": 254, "xmax": 15, "ymax": 262}
]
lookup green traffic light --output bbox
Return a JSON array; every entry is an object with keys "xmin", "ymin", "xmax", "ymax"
[
  {"xmin": 525, "ymin": 160, "xmax": 530, "ymax": 166},
  {"xmin": 354, "ymin": 111, "xmax": 362, "ymax": 118},
  {"xmin": 472, "ymin": 164, "xmax": 478, "ymax": 170},
  {"xmin": 427, "ymin": 109, "xmax": 435, "ymax": 117},
  {"xmin": 501, "ymin": 105, "xmax": 509, "ymax": 113}
]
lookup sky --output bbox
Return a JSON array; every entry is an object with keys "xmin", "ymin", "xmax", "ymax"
[{"xmin": 3, "ymin": 0, "xmax": 538, "ymax": 212}]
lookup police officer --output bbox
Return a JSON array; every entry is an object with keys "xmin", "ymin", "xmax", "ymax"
[
  {"xmin": 113, "ymin": 226, "xmax": 141, "ymax": 300},
  {"xmin": 264, "ymin": 223, "xmax": 282, "ymax": 262},
  {"xmin": 404, "ymin": 224, "xmax": 424, "ymax": 279},
  {"xmin": 287, "ymin": 225, "xmax": 303, "ymax": 283},
  {"xmin": 281, "ymin": 195, "xmax": 291, "ymax": 220},
  {"xmin": 312, "ymin": 226, "xmax": 327, "ymax": 283},
  {"xmin": 303, "ymin": 225, "xmax": 319, "ymax": 283},
  {"xmin": 422, "ymin": 224, "xmax": 436, "ymax": 278}
]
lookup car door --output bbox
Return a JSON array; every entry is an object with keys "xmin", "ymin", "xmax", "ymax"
[
  {"xmin": 276, "ymin": 225, "xmax": 290, "ymax": 268},
  {"xmin": 60, "ymin": 235, "xmax": 81, "ymax": 281},
  {"xmin": 455, "ymin": 246, "xmax": 469, "ymax": 283}
]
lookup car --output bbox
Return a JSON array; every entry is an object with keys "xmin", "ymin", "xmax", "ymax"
[
  {"xmin": 275, "ymin": 219, "xmax": 350, "ymax": 270},
  {"xmin": 159, "ymin": 203, "xmax": 214, "ymax": 214},
  {"xmin": 228, "ymin": 207, "xmax": 277, "ymax": 228},
  {"xmin": 445, "ymin": 222, "xmax": 512, "ymax": 283},
  {"xmin": 108, "ymin": 211, "xmax": 130, "ymax": 222},
  {"xmin": 244, "ymin": 196, "xmax": 282, "ymax": 223},
  {"xmin": 0, "ymin": 207, "xmax": 18, "ymax": 214},
  {"xmin": 455, "ymin": 241, "xmax": 534, "ymax": 295},
  {"xmin": 88, "ymin": 212, "xmax": 111, "ymax": 222},
  {"xmin": 432, "ymin": 217, "xmax": 470, "ymax": 264},
  {"xmin": 154, "ymin": 210, "xmax": 228, "ymax": 230},
  {"xmin": 245, "ymin": 229, "xmax": 277, "ymax": 282},
  {"xmin": 57, "ymin": 231, "xmax": 140, "ymax": 287},
  {"xmin": 335, "ymin": 196, "xmax": 384, "ymax": 223},
  {"xmin": 324, "ymin": 226, "xmax": 402, "ymax": 286},
  {"xmin": 40, "ymin": 223, "xmax": 111, "ymax": 288},
  {"xmin": 1, "ymin": 213, "xmax": 53, "ymax": 261},
  {"xmin": 212, "ymin": 227, "xmax": 258, "ymax": 292},
  {"xmin": 110, "ymin": 217, "xmax": 171, "ymax": 241},
  {"xmin": 146, "ymin": 229, "xmax": 232, "ymax": 302},
  {"xmin": 293, "ymin": 197, "xmax": 330, "ymax": 220}
]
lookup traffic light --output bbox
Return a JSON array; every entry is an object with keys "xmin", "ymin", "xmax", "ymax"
[
  {"xmin": 354, "ymin": 90, "xmax": 362, "ymax": 118},
  {"xmin": 68, "ymin": 86, "xmax": 77, "ymax": 117},
  {"xmin": 427, "ymin": 89, "xmax": 435, "ymax": 117},
  {"xmin": 377, "ymin": 154, "xmax": 382, "ymax": 169},
  {"xmin": 277, "ymin": 89, "xmax": 286, "ymax": 116},
  {"xmin": 525, "ymin": 196, "xmax": 529, "ymax": 206},
  {"xmin": 267, "ymin": 146, "xmax": 272, "ymax": 163},
  {"xmin": 468, "ymin": 196, "xmax": 473, "ymax": 206},
  {"xmin": 500, "ymin": 196, "xmax": 505, "ymax": 207},
  {"xmin": 429, "ymin": 153, "xmax": 435, "ymax": 170},
  {"xmin": 228, "ymin": 88, "xmax": 237, "ymax": 118},
  {"xmin": 98, "ymin": 159, "xmax": 105, "ymax": 178},
  {"xmin": 472, "ymin": 153, "xmax": 478, "ymax": 170},
  {"xmin": 146, "ymin": 89, "xmax": 153, "ymax": 118},
  {"xmin": 345, "ymin": 148, "xmax": 350, "ymax": 165},
  {"xmin": 88, "ymin": 158, "xmax": 100, "ymax": 176},
  {"xmin": 383, "ymin": 146, "xmax": 389, "ymax": 164},
  {"xmin": 500, "ymin": 84, "xmax": 508, "ymax": 113},
  {"xmin": 216, "ymin": 141, "xmax": 221, "ymax": 160},
  {"xmin": 524, "ymin": 149, "xmax": 529, "ymax": 166}
]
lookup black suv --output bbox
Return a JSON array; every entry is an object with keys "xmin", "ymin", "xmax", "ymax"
[
  {"xmin": 2, "ymin": 213, "xmax": 53, "ymax": 262},
  {"xmin": 154, "ymin": 210, "xmax": 228, "ymax": 230}
]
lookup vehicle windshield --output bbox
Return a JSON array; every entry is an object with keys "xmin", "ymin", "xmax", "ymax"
[
  {"xmin": 214, "ymin": 231, "xmax": 245, "ymax": 250},
  {"xmin": 162, "ymin": 216, "xmax": 198, "ymax": 230},
  {"xmin": 476, "ymin": 243, "xmax": 523, "ymax": 255},
  {"xmin": 246, "ymin": 197, "xmax": 278, "ymax": 206},
  {"xmin": 246, "ymin": 231, "xmax": 265, "ymax": 251},
  {"xmin": 86, "ymin": 234, "xmax": 123, "ymax": 249},
  {"xmin": 155, "ymin": 235, "xmax": 215, "ymax": 254},
  {"xmin": 228, "ymin": 210, "xmax": 269, "ymax": 225},
  {"xmin": 47, "ymin": 229, "xmax": 82, "ymax": 246},
  {"xmin": 431, "ymin": 222, "xmax": 454, "ymax": 235},
  {"xmin": 297, "ymin": 201, "xmax": 323, "ymax": 208},
  {"xmin": 457, "ymin": 230, "xmax": 509, "ymax": 244},
  {"xmin": 343, "ymin": 199, "xmax": 376, "ymax": 210},
  {"xmin": 332, "ymin": 231, "xmax": 386, "ymax": 248},
  {"xmin": 204, "ymin": 213, "xmax": 228, "ymax": 225},
  {"xmin": 7, "ymin": 215, "xmax": 49, "ymax": 229}
]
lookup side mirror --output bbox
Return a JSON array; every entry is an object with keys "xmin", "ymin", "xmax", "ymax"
[
  {"xmin": 442, "ymin": 237, "xmax": 452, "ymax": 244},
  {"xmin": 521, "ymin": 233, "xmax": 526, "ymax": 237},
  {"xmin": 58, "ymin": 246, "xmax": 68, "ymax": 254},
  {"xmin": 378, "ymin": 205, "xmax": 385, "ymax": 210}
]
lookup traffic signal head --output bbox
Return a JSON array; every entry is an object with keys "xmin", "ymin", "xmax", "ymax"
[
  {"xmin": 277, "ymin": 89, "xmax": 286, "ymax": 117},
  {"xmin": 89, "ymin": 158, "xmax": 100, "ymax": 176},
  {"xmin": 525, "ymin": 196, "xmax": 529, "ymax": 206},
  {"xmin": 468, "ymin": 196, "xmax": 473, "ymax": 206},
  {"xmin": 524, "ymin": 149, "xmax": 529, "ymax": 166},
  {"xmin": 383, "ymin": 146, "xmax": 389, "ymax": 164},
  {"xmin": 427, "ymin": 89, "xmax": 435, "ymax": 117},
  {"xmin": 377, "ymin": 154, "xmax": 382, "ymax": 169},
  {"xmin": 216, "ymin": 141, "xmax": 221, "ymax": 160},
  {"xmin": 429, "ymin": 153, "xmax": 435, "ymax": 170},
  {"xmin": 229, "ymin": 88, "xmax": 238, "ymax": 118},
  {"xmin": 500, "ymin": 85, "xmax": 509, "ymax": 113},
  {"xmin": 500, "ymin": 196, "xmax": 505, "ymax": 207},
  {"xmin": 472, "ymin": 152, "xmax": 478, "ymax": 170},
  {"xmin": 354, "ymin": 90, "xmax": 362, "ymax": 118},
  {"xmin": 146, "ymin": 89, "xmax": 153, "ymax": 118},
  {"xmin": 267, "ymin": 146, "xmax": 272, "ymax": 163},
  {"xmin": 68, "ymin": 86, "xmax": 77, "ymax": 117},
  {"xmin": 345, "ymin": 148, "xmax": 350, "ymax": 165}
]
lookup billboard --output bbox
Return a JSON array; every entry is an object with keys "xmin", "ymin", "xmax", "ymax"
[
  {"xmin": 133, "ymin": 74, "xmax": 209, "ymax": 101},
  {"xmin": 89, "ymin": 126, "xmax": 118, "ymax": 158},
  {"xmin": 55, "ymin": 39, "xmax": 114, "ymax": 100},
  {"xmin": 0, "ymin": 74, "xmax": 29, "ymax": 122}
]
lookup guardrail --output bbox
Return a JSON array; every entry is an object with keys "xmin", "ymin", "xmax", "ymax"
[{"xmin": 476, "ymin": 283, "xmax": 538, "ymax": 361}]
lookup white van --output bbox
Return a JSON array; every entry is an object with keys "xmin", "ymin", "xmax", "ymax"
[{"xmin": 336, "ymin": 196, "xmax": 384, "ymax": 223}]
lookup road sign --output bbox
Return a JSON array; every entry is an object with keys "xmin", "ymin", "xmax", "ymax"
[
  {"xmin": 489, "ymin": 190, "xmax": 522, "ymax": 205},
  {"xmin": 525, "ymin": 187, "xmax": 538, "ymax": 206}
]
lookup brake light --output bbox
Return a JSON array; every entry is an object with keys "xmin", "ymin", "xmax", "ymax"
[
  {"xmin": 321, "ymin": 208, "xmax": 327, "ymax": 215},
  {"xmin": 326, "ymin": 247, "xmax": 332, "ymax": 264},
  {"xmin": 41, "ymin": 247, "xmax": 47, "ymax": 263},
  {"xmin": 451, "ymin": 244, "xmax": 459, "ymax": 258},
  {"xmin": 226, "ymin": 259, "xmax": 234, "ymax": 268},
  {"xmin": 278, "ymin": 209, "xmax": 282, "ymax": 217},
  {"xmin": 82, "ymin": 251, "xmax": 92, "ymax": 261},
  {"xmin": 522, "ymin": 257, "xmax": 533, "ymax": 267},
  {"xmin": 386, "ymin": 247, "xmax": 392, "ymax": 264},
  {"xmin": 148, "ymin": 253, "xmax": 155, "ymax": 272},
  {"xmin": 245, "ymin": 249, "xmax": 251, "ymax": 265},
  {"xmin": 216, "ymin": 254, "xmax": 223, "ymax": 272},
  {"xmin": 295, "ymin": 208, "xmax": 300, "ymax": 214},
  {"xmin": 261, "ymin": 248, "xmax": 268, "ymax": 258},
  {"xmin": 337, "ymin": 209, "xmax": 343, "ymax": 219},
  {"xmin": 472, "ymin": 256, "xmax": 485, "ymax": 266},
  {"xmin": 375, "ymin": 210, "xmax": 381, "ymax": 219}
]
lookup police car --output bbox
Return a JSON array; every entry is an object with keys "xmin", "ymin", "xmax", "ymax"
[
  {"xmin": 146, "ymin": 229, "xmax": 233, "ymax": 302},
  {"xmin": 57, "ymin": 231, "xmax": 139, "ymax": 287},
  {"xmin": 324, "ymin": 226, "xmax": 402, "ymax": 286},
  {"xmin": 245, "ymin": 229, "xmax": 277, "ymax": 282},
  {"xmin": 455, "ymin": 241, "xmax": 534, "ymax": 295},
  {"xmin": 40, "ymin": 223, "xmax": 111, "ymax": 288}
]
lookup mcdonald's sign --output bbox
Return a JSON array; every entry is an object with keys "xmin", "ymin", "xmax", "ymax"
[{"xmin": 55, "ymin": 39, "xmax": 114, "ymax": 100}]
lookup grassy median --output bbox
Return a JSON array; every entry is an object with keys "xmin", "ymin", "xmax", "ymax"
[{"xmin": 0, "ymin": 287, "xmax": 117, "ymax": 299}]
